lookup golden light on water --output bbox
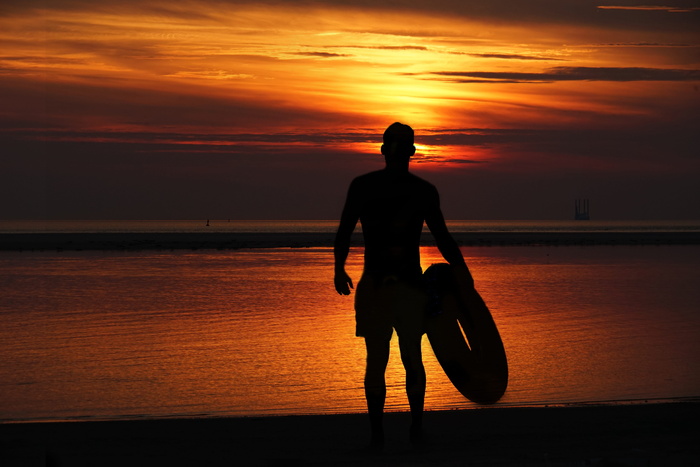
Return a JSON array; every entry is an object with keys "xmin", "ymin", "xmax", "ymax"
[
  {"xmin": 1, "ymin": 244, "xmax": 699, "ymax": 421},
  {"xmin": 1, "ymin": 0, "xmax": 699, "ymax": 412}
]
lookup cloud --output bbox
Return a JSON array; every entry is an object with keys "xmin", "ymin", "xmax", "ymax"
[
  {"xmin": 0, "ymin": 126, "xmax": 382, "ymax": 150},
  {"xmin": 293, "ymin": 51, "xmax": 351, "ymax": 58},
  {"xmin": 463, "ymin": 52, "xmax": 565, "ymax": 61},
  {"xmin": 414, "ymin": 157, "xmax": 485, "ymax": 165},
  {"xmin": 3, "ymin": 1, "xmax": 697, "ymax": 34},
  {"xmin": 581, "ymin": 42, "xmax": 695, "ymax": 47},
  {"xmin": 597, "ymin": 5, "xmax": 700, "ymax": 13},
  {"xmin": 165, "ymin": 71, "xmax": 257, "ymax": 80},
  {"xmin": 429, "ymin": 66, "xmax": 700, "ymax": 83},
  {"xmin": 352, "ymin": 45, "xmax": 429, "ymax": 51}
]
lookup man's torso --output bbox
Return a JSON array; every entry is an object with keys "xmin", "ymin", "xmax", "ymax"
[{"xmin": 349, "ymin": 170, "xmax": 437, "ymax": 279}]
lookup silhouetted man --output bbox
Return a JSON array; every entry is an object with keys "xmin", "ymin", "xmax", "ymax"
[{"xmin": 334, "ymin": 122, "xmax": 472, "ymax": 447}]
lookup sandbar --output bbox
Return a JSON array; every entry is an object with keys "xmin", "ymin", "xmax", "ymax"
[{"xmin": 2, "ymin": 230, "xmax": 700, "ymax": 251}]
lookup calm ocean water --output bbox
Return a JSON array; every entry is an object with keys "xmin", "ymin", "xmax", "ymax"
[{"xmin": 1, "ymin": 233, "xmax": 699, "ymax": 422}]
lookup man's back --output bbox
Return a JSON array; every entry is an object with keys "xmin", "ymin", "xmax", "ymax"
[{"xmin": 346, "ymin": 169, "xmax": 439, "ymax": 279}]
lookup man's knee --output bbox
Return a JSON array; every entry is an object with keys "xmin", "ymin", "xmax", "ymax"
[
  {"xmin": 398, "ymin": 334, "xmax": 422, "ymax": 357},
  {"xmin": 365, "ymin": 335, "xmax": 391, "ymax": 355},
  {"xmin": 365, "ymin": 336, "xmax": 391, "ymax": 372}
]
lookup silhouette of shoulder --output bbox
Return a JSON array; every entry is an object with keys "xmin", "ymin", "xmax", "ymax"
[{"xmin": 347, "ymin": 170, "xmax": 439, "ymax": 208}]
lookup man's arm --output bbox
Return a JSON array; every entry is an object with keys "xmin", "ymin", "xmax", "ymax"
[
  {"xmin": 334, "ymin": 180, "xmax": 360, "ymax": 295},
  {"xmin": 425, "ymin": 188, "xmax": 474, "ymax": 288}
]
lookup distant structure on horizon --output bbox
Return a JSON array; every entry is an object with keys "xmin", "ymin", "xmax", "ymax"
[{"xmin": 575, "ymin": 199, "xmax": 590, "ymax": 220}]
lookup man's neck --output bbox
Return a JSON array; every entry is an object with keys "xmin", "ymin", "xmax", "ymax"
[{"xmin": 384, "ymin": 160, "xmax": 410, "ymax": 173}]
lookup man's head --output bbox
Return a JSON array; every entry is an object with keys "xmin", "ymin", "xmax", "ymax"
[{"xmin": 381, "ymin": 122, "xmax": 415, "ymax": 162}]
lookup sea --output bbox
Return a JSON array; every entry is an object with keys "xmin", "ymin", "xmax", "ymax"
[{"xmin": 1, "ymin": 220, "xmax": 699, "ymax": 422}]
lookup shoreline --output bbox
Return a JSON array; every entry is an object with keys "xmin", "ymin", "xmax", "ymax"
[
  {"xmin": 1, "ymin": 402, "xmax": 697, "ymax": 466},
  {"xmin": 3, "ymin": 231, "xmax": 700, "ymax": 251}
]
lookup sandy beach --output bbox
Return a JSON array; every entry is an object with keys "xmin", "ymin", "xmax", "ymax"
[
  {"xmin": 1, "ymin": 402, "xmax": 697, "ymax": 466},
  {"xmin": 2, "ymin": 230, "xmax": 700, "ymax": 251}
]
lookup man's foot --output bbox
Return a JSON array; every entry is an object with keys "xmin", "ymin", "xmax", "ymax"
[{"xmin": 369, "ymin": 431, "xmax": 385, "ymax": 451}]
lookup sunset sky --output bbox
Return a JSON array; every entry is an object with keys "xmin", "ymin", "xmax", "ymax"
[{"xmin": 1, "ymin": 0, "xmax": 699, "ymax": 220}]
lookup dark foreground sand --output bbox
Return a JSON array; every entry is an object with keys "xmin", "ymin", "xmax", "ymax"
[
  {"xmin": 2, "ymin": 231, "xmax": 700, "ymax": 251},
  {"xmin": 1, "ymin": 402, "xmax": 698, "ymax": 466}
]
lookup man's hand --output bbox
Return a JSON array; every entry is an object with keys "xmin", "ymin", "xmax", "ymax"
[{"xmin": 334, "ymin": 270, "xmax": 354, "ymax": 295}]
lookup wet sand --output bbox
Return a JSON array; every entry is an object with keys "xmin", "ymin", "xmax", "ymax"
[
  {"xmin": 2, "ymin": 230, "xmax": 700, "ymax": 251},
  {"xmin": 1, "ymin": 402, "xmax": 697, "ymax": 466}
]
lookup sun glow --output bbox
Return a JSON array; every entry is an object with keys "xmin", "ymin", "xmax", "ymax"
[
  {"xmin": 1, "ymin": 0, "xmax": 697, "ymax": 197},
  {"xmin": 0, "ymin": 4, "xmax": 548, "ymax": 134}
]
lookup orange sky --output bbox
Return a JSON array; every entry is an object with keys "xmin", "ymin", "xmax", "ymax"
[{"xmin": 1, "ymin": 1, "xmax": 699, "ymax": 219}]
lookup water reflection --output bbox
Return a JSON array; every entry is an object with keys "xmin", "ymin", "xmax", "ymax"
[{"xmin": 0, "ymin": 246, "xmax": 698, "ymax": 421}]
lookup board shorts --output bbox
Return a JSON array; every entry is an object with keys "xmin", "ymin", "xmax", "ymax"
[{"xmin": 354, "ymin": 273, "xmax": 428, "ymax": 341}]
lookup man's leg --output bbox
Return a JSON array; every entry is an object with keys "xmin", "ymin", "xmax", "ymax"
[
  {"xmin": 364, "ymin": 335, "xmax": 391, "ymax": 447},
  {"xmin": 398, "ymin": 334, "xmax": 426, "ymax": 443}
]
